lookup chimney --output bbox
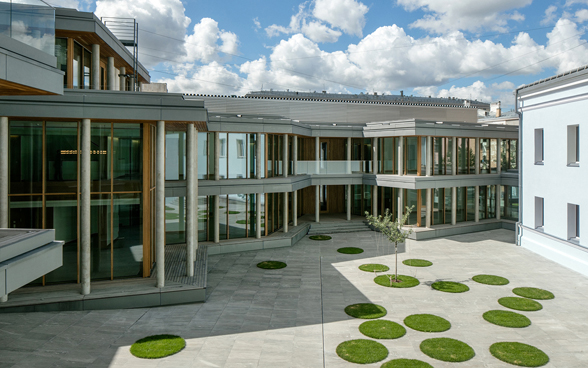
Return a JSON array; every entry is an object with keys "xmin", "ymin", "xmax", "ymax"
[
  {"xmin": 400, "ymin": 90, "xmax": 404, "ymax": 97},
  {"xmin": 496, "ymin": 101, "xmax": 501, "ymax": 117}
]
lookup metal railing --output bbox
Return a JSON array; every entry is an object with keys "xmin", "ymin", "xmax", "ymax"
[{"xmin": 0, "ymin": 0, "xmax": 55, "ymax": 55}]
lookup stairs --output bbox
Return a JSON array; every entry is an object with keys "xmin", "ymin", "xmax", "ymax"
[{"xmin": 307, "ymin": 220, "xmax": 372, "ymax": 235}]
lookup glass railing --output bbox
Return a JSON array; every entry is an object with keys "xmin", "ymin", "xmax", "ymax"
[
  {"xmin": 297, "ymin": 161, "xmax": 364, "ymax": 175},
  {"xmin": 0, "ymin": 0, "xmax": 55, "ymax": 55}
]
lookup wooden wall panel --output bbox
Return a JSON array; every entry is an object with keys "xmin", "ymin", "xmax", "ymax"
[
  {"xmin": 328, "ymin": 185, "xmax": 345, "ymax": 213},
  {"xmin": 302, "ymin": 186, "xmax": 315, "ymax": 215}
]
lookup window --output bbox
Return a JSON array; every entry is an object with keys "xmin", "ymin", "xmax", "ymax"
[
  {"xmin": 567, "ymin": 125, "xmax": 579, "ymax": 166},
  {"xmin": 535, "ymin": 197, "xmax": 544, "ymax": 229},
  {"xmin": 568, "ymin": 204, "xmax": 580, "ymax": 240},
  {"xmin": 534, "ymin": 129, "xmax": 544, "ymax": 164},
  {"xmin": 236, "ymin": 139, "xmax": 245, "ymax": 158}
]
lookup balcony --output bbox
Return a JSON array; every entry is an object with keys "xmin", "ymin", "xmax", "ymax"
[
  {"xmin": 0, "ymin": 0, "xmax": 55, "ymax": 55},
  {"xmin": 297, "ymin": 161, "xmax": 367, "ymax": 175}
]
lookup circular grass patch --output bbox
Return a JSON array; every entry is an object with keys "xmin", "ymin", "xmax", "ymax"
[
  {"xmin": 483, "ymin": 310, "xmax": 531, "ymax": 328},
  {"xmin": 374, "ymin": 274, "xmax": 419, "ymax": 288},
  {"xmin": 236, "ymin": 219, "xmax": 247, "ymax": 224},
  {"xmin": 420, "ymin": 337, "xmax": 475, "ymax": 362},
  {"xmin": 336, "ymin": 339, "xmax": 388, "ymax": 364},
  {"xmin": 337, "ymin": 247, "xmax": 364, "ymax": 254},
  {"xmin": 512, "ymin": 287, "xmax": 554, "ymax": 300},
  {"xmin": 130, "ymin": 334, "xmax": 186, "ymax": 359},
  {"xmin": 490, "ymin": 342, "xmax": 549, "ymax": 367},
  {"xmin": 381, "ymin": 359, "xmax": 434, "ymax": 368},
  {"xmin": 226, "ymin": 211, "xmax": 240, "ymax": 214},
  {"xmin": 309, "ymin": 235, "xmax": 332, "ymax": 241},
  {"xmin": 344, "ymin": 303, "xmax": 387, "ymax": 319},
  {"xmin": 359, "ymin": 263, "xmax": 390, "ymax": 272},
  {"xmin": 256, "ymin": 261, "xmax": 287, "ymax": 270},
  {"xmin": 473, "ymin": 274, "xmax": 510, "ymax": 285},
  {"xmin": 402, "ymin": 259, "xmax": 433, "ymax": 267},
  {"xmin": 404, "ymin": 314, "xmax": 451, "ymax": 332},
  {"xmin": 431, "ymin": 281, "xmax": 470, "ymax": 293},
  {"xmin": 499, "ymin": 297, "xmax": 543, "ymax": 312},
  {"xmin": 359, "ymin": 320, "xmax": 406, "ymax": 339}
]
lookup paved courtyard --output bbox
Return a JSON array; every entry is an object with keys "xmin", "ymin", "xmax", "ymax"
[{"xmin": 1, "ymin": 229, "xmax": 587, "ymax": 367}]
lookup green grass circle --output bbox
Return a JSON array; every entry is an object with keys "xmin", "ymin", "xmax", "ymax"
[
  {"xmin": 420, "ymin": 337, "xmax": 475, "ymax": 362},
  {"xmin": 236, "ymin": 219, "xmax": 247, "ymax": 224},
  {"xmin": 473, "ymin": 274, "xmax": 510, "ymax": 285},
  {"xmin": 404, "ymin": 314, "xmax": 451, "ymax": 332},
  {"xmin": 337, "ymin": 247, "xmax": 364, "ymax": 254},
  {"xmin": 490, "ymin": 342, "xmax": 549, "ymax": 367},
  {"xmin": 309, "ymin": 235, "xmax": 332, "ymax": 240},
  {"xmin": 483, "ymin": 310, "xmax": 531, "ymax": 328},
  {"xmin": 344, "ymin": 303, "xmax": 387, "ymax": 319},
  {"xmin": 402, "ymin": 259, "xmax": 432, "ymax": 267},
  {"xmin": 499, "ymin": 297, "xmax": 543, "ymax": 311},
  {"xmin": 381, "ymin": 359, "xmax": 434, "ymax": 368},
  {"xmin": 431, "ymin": 281, "xmax": 470, "ymax": 293},
  {"xmin": 256, "ymin": 261, "xmax": 287, "ymax": 269},
  {"xmin": 336, "ymin": 339, "xmax": 388, "ymax": 364},
  {"xmin": 374, "ymin": 274, "xmax": 420, "ymax": 288},
  {"xmin": 359, "ymin": 264, "xmax": 390, "ymax": 272},
  {"xmin": 226, "ymin": 211, "xmax": 240, "ymax": 214},
  {"xmin": 512, "ymin": 287, "xmax": 554, "ymax": 300},
  {"xmin": 130, "ymin": 334, "xmax": 186, "ymax": 359},
  {"xmin": 359, "ymin": 320, "xmax": 406, "ymax": 339}
]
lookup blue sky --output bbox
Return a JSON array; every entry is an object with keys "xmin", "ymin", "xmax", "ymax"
[{"xmin": 55, "ymin": 0, "xmax": 588, "ymax": 108}]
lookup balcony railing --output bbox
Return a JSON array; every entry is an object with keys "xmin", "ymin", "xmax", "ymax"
[
  {"xmin": 297, "ymin": 161, "xmax": 366, "ymax": 175},
  {"xmin": 0, "ymin": 0, "xmax": 55, "ymax": 55}
]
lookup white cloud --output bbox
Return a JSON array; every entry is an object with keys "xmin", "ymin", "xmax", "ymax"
[
  {"xmin": 396, "ymin": 0, "xmax": 532, "ymax": 34},
  {"xmin": 184, "ymin": 18, "xmax": 239, "ymax": 63},
  {"xmin": 253, "ymin": 17, "xmax": 261, "ymax": 30},
  {"xmin": 45, "ymin": 0, "xmax": 80, "ymax": 9},
  {"xmin": 162, "ymin": 62, "xmax": 243, "ymax": 95},
  {"xmin": 302, "ymin": 21, "xmax": 343, "ymax": 43},
  {"xmin": 541, "ymin": 5, "xmax": 558, "ymax": 26},
  {"xmin": 312, "ymin": 0, "xmax": 368, "ymax": 37},
  {"xmin": 414, "ymin": 81, "xmax": 515, "ymax": 104},
  {"xmin": 575, "ymin": 9, "xmax": 588, "ymax": 22}
]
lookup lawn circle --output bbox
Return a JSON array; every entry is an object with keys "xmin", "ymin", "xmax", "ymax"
[
  {"xmin": 473, "ymin": 274, "xmax": 510, "ymax": 285},
  {"xmin": 336, "ymin": 339, "xmax": 388, "ymax": 364},
  {"xmin": 381, "ymin": 359, "xmax": 434, "ymax": 368},
  {"xmin": 431, "ymin": 281, "xmax": 470, "ymax": 293},
  {"xmin": 256, "ymin": 261, "xmax": 287, "ymax": 270},
  {"xmin": 402, "ymin": 259, "xmax": 433, "ymax": 267},
  {"xmin": 499, "ymin": 297, "xmax": 543, "ymax": 311},
  {"xmin": 344, "ymin": 303, "xmax": 387, "ymax": 319},
  {"xmin": 236, "ymin": 219, "xmax": 247, "ymax": 224},
  {"xmin": 359, "ymin": 263, "xmax": 390, "ymax": 272},
  {"xmin": 483, "ymin": 310, "xmax": 531, "ymax": 328},
  {"xmin": 337, "ymin": 247, "xmax": 364, "ymax": 254},
  {"xmin": 420, "ymin": 337, "xmax": 475, "ymax": 362},
  {"xmin": 404, "ymin": 314, "xmax": 451, "ymax": 332},
  {"xmin": 512, "ymin": 287, "xmax": 554, "ymax": 300},
  {"xmin": 490, "ymin": 342, "xmax": 549, "ymax": 367},
  {"xmin": 374, "ymin": 274, "xmax": 419, "ymax": 288},
  {"xmin": 309, "ymin": 235, "xmax": 331, "ymax": 241},
  {"xmin": 359, "ymin": 320, "xmax": 406, "ymax": 339},
  {"xmin": 130, "ymin": 334, "xmax": 186, "ymax": 359}
]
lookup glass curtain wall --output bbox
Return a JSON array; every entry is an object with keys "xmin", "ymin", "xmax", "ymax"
[
  {"xmin": 431, "ymin": 188, "xmax": 452, "ymax": 225},
  {"xmin": 479, "ymin": 185, "xmax": 497, "ymax": 220},
  {"xmin": 405, "ymin": 137, "xmax": 418, "ymax": 175},
  {"xmin": 381, "ymin": 138, "xmax": 396, "ymax": 174},
  {"xmin": 501, "ymin": 185, "xmax": 519, "ymax": 221},
  {"xmin": 501, "ymin": 139, "xmax": 518, "ymax": 172}
]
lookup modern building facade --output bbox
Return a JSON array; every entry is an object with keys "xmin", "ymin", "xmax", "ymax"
[{"xmin": 517, "ymin": 65, "xmax": 588, "ymax": 277}]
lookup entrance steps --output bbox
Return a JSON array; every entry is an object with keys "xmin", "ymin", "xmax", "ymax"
[{"xmin": 307, "ymin": 220, "xmax": 372, "ymax": 235}]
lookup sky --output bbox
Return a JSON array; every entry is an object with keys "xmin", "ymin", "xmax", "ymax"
[{"xmin": 48, "ymin": 0, "xmax": 588, "ymax": 109}]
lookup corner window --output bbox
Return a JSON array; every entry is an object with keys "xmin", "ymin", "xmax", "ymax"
[
  {"xmin": 567, "ymin": 125, "xmax": 579, "ymax": 166},
  {"xmin": 534, "ymin": 129, "xmax": 544, "ymax": 164},
  {"xmin": 535, "ymin": 196, "xmax": 544, "ymax": 229},
  {"xmin": 568, "ymin": 204, "xmax": 580, "ymax": 241}
]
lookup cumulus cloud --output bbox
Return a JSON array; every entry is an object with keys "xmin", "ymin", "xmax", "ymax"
[
  {"xmin": 184, "ymin": 18, "xmax": 238, "ymax": 63},
  {"xmin": 396, "ymin": 0, "xmax": 532, "ymax": 34},
  {"xmin": 414, "ymin": 81, "xmax": 515, "ymax": 104},
  {"xmin": 541, "ymin": 5, "xmax": 558, "ymax": 25},
  {"xmin": 161, "ymin": 62, "xmax": 243, "ymax": 95},
  {"xmin": 575, "ymin": 8, "xmax": 588, "ymax": 22}
]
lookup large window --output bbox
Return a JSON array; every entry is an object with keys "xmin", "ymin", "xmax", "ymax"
[{"xmin": 501, "ymin": 139, "xmax": 518, "ymax": 171}]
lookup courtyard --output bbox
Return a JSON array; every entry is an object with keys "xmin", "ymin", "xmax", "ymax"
[{"xmin": 0, "ymin": 229, "xmax": 587, "ymax": 367}]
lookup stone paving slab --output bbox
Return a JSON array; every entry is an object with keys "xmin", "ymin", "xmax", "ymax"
[{"xmin": 0, "ymin": 229, "xmax": 587, "ymax": 367}]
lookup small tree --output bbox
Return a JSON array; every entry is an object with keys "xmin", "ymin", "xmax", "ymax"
[{"xmin": 366, "ymin": 206, "xmax": 414, "ymax": 283}]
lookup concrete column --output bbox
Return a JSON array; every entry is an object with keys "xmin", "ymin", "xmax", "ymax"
[
  {"xmin": 452, "ymin": 137, "xmax": 457, "ymax": 175},
  {"xmin": 426, "ymin": 188, "xmax": 432, "ymax": 227},
  {"xmin": 346, "ymin": 184, "xmax": 352, "ymax": 221},
  {"xmin": 346, "ymin": 137, "xmax": 352, "ymax": 174},
  {"xmin": 372, "ymin": 185, "xmax": 378, "ymax": 217},
  {"xmin": 372, "ymin": 138, "xmax": 378, "ymax": 174},
  {"xmin": 426, "ymin": 136, "xmax": 432, "ymax": 176},
  {"xmin": 293, "ymin": 135, "xmax": 298, "ymax": 175},
  {"xmin": 451, "ymin": 187, "xmax": 457, "ymax": 225},
  {"xmin": 475, "ymin": 138, "xmax": 480, "ymax": 175},
  {"xmin": 214, "ymin": 195, "xmax": 220, "ymax": 243},
  {"xmin": 81, "ymin": 119, "xmax": 91, "ymax": 295},
  {"xmin": 283, "ymin": 192, "xmax": 288, "ymax": 233},
  {"xmin": 475, "ymin": 186, "xmax": 480, "ymax": 222},
  {"xmin": 156, "ymin": 120, "xmax": 166, "ymax": 288},
  {"xmin": 119, "ymin": 66, "xmax": 126, "ymax": 91},
  {"xmin": 496, "ymin": 185, "xmax": 501, "ymax": 220},
  {"xmin": 293, "ymin": 190, "xmax": 298, "ymax": 226},
  {"xmin": 256, "ymin": 194, "xmax": 262, "ymax": 239},
  {"xmin": 497, "ymin": 138, "xmax": 502, "ymax": 174},
  {"xmin": 0, "ymin": 117, "xmax": 8, "ymax": 229},
  {"xmin": 398, "ymin": 138, "xmax": 404, "ymax": 176},
  {"xmin": 398, "ymin": 189, "xmax": 404, "ymax": 220},
  {"xmin": 315, "ymin": 136, "xmax": 320, "ymax": 174},
  {"xmin": 91, "ymin": 44, "xmax": 100, "ymax": 90},
  {"xmin": 315, "ymin": 185, "xmax": 320, "ymax": 223},
  {"xmin": 256, "ymin": 133, "xmax": 262, "ymax": 179},
  {"xmin": 185, "ymin": 124, "xmax": 195, "ymax": 276},
  {"xmin": 283, "ymin": 134, "xmax": 288, "ymax": 178},
  {"xmin": 214, "ymin": 132, "xmax": 220, "ymax": 181},
  {"xmin": 107, "ymin": 57, "xmax": 115, "ymax": 91}
]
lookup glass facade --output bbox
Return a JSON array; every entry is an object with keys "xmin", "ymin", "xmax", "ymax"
[{"xmin": 0, "ymin": 0, "xmax": 55, "ymax": 54}]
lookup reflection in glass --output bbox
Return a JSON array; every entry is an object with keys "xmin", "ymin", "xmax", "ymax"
[
  {"xmin": 228, "ymin": 194, "xmax": 247, "ymax": 239},
  {"xmin": 198, "ymin": 196, "xmax": 207, "ymax": 241},
  {"xmin": 466, "ymin": 186, "xmax": 475, "ymax": 221},
  {"xmin": 113, "ymin": 123, "xmax": 142, "ymax": 191},
  {"xmin": 3, "ymin": 1, "xmax": 56, "ymax": 54},
  {"xmin": 9, "ymin": 121, "xmax": 43, "ymax": 194},
  {"xmin": 219, "ymin": 133, "xmax": 227, "ymax": 179},
  {"xmin": 89, "ymin": 194, "xmax": 110, "ymax": 281},
  {"xmin": 91, "ymin": 123, "xmax": 111, "ymax": 192},
  {"xmin": 165, "ymin": 131, "xmax": 185, "ymax": 181},
  {"xmin": 382, "ymin": 138, "xmax": 395, "ymax": 174},
  {"xmin": 9, "ymin": 195, "xmax": 42, "ymax": 229},
  {"xmin": 165, "ymin": 197, "xmax": 185, "ymax": 245},
  {"xmin": 198, "ymin": 132, "xmax": 208, "ymax": 179},
  {"xmin": 229, "ymin": 133, "xmax": 247, "ymax": 179},
  {"xmin": 405, "ymin": 137, "xmax": 418, "ymax": 175},
  {"xmin": 46, "ymin": 121, "xmax": 78, "ymax": 193},
  {"xmin": 456, "ymin": 187, "xmax": 466, "ymax": 222},
  {"xmin": 44, "ymin": 195, "xmax": 79, "ymax": 283},
  {"xmin": 218, "ymin": 194, "xmax": 228, "ymax": 240},
  {"xmin": 55, "ymin": 38, "xmax": 67, "ymax": 87},
  {"xmin": 113, "ymin": 193, "xmax": 142, "ymax": 278},
  {"xmin": 248, "ymin": 194, "xmax": 257, "ymax": 237}
]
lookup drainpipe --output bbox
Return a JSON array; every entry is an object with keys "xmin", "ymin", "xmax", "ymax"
[{"xmin": 515, "ymin": 87, "xmax": 523, "ymax": 246}]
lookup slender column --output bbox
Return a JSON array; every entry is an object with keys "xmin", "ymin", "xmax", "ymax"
[
  {"xmin": 214, "ymin": 132, "xmax": 220, "ymax": 181},
  {"xmin": 185, "ymin": 124, "xmax": 195, "ymax": 276},
  {"xmin": 119, "ymin": 66, "xmax": 126, "ymax": 91},
  {"xmin": 372, "ymin": 185, "xmax": 378, "ymax": 216},
  {"xmin": 80, "ymin": 119, "xmax": 91, "ymax": 295},
  {"xmin": 496, "ymin": 185, "xmax": 501, "ymax": 220},
  {"xmin": 293, "ymin": 136, "xmax": 298, "ymax": 175},
  {"xmin": 497, "ymin": 138, "xmax": 502, "ymax": 174},
  {"xmin": 426, "ymin": 188, "xmax": 432, "ymax": 227},
  {"xmin": 315, "ymin": 136, "xmax": 320, "ymax": 174},
  {"xmin": 256, "ymin": 133, "xmax": 262, "ymax": 179},
  {"xmin": 0, "ymin": 117, "xmax": 8, "ymax": 229},
  {"xmin": 293, "ymin": 190, "xmax": 298, "ymax": 226},
  {"xmin": 475, "ymin": 138, "xmax": 480, "ymax": 175},
  {"xmin": 398, "ymin": 189, "xmax": 404, "ymax": 219},
  {"xmin": 315, "ymin": 185, "xmax": 320, "ymax": 222},
  {"xmin": 256, "ymin": 194, "xmax": 262, "ymax": 238},
  {"xmin": 156, "ymin": 120, "xmax": 166, "ymax": 288},
  {"xmin": 398, "ymin": 138, "xmax": 404, "ymax": 176},
  {"xmin": 451, "ymin": 187, "xmax": 457, "ymax": 225},
  {"xmin": 193, "ymin": 129, "xmax": 199, "ymax": 260},
  {"xmin": 475, "ymin": 186, "xmax": 480, "ymax": 222},
  {"xmin": 214, "ymin": 195, "xmax": 220, "ymax": 243},
  {"xmin": 346, "ymin": 137, "xmax": 352, "ymax": 174},
  {"xmin": 372, "ymin": 138, "xmax": 378, "ymax": 174},
  {"xmin": 283, "ymin": 192, "xmax": 288, "ymax": 233},
  {"xmin": 91, "ymin": 44, "xmax": 100, "ymax": 90},
  {"xmin": 107, "ymin": 57, "xmax": 115, "ymax": 91},
  {"xmin": 451, "ymin": 137, "xmax": 457, "ymax": 175},
  {"xmin": 283, "ymin": 134, "xmax": 288, "ymax": 177},
  {"xmin": 426, "ymin": 136, "xmax": 432, "ymax": 176},
  {"xmin": 346, "ymin": 184, "xmax": 352, "ymax": 221}
]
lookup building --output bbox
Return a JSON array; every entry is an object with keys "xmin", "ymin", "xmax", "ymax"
[{"xmin": 516, "ymin": 65, "xmax": 587, "ymax": 277}]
